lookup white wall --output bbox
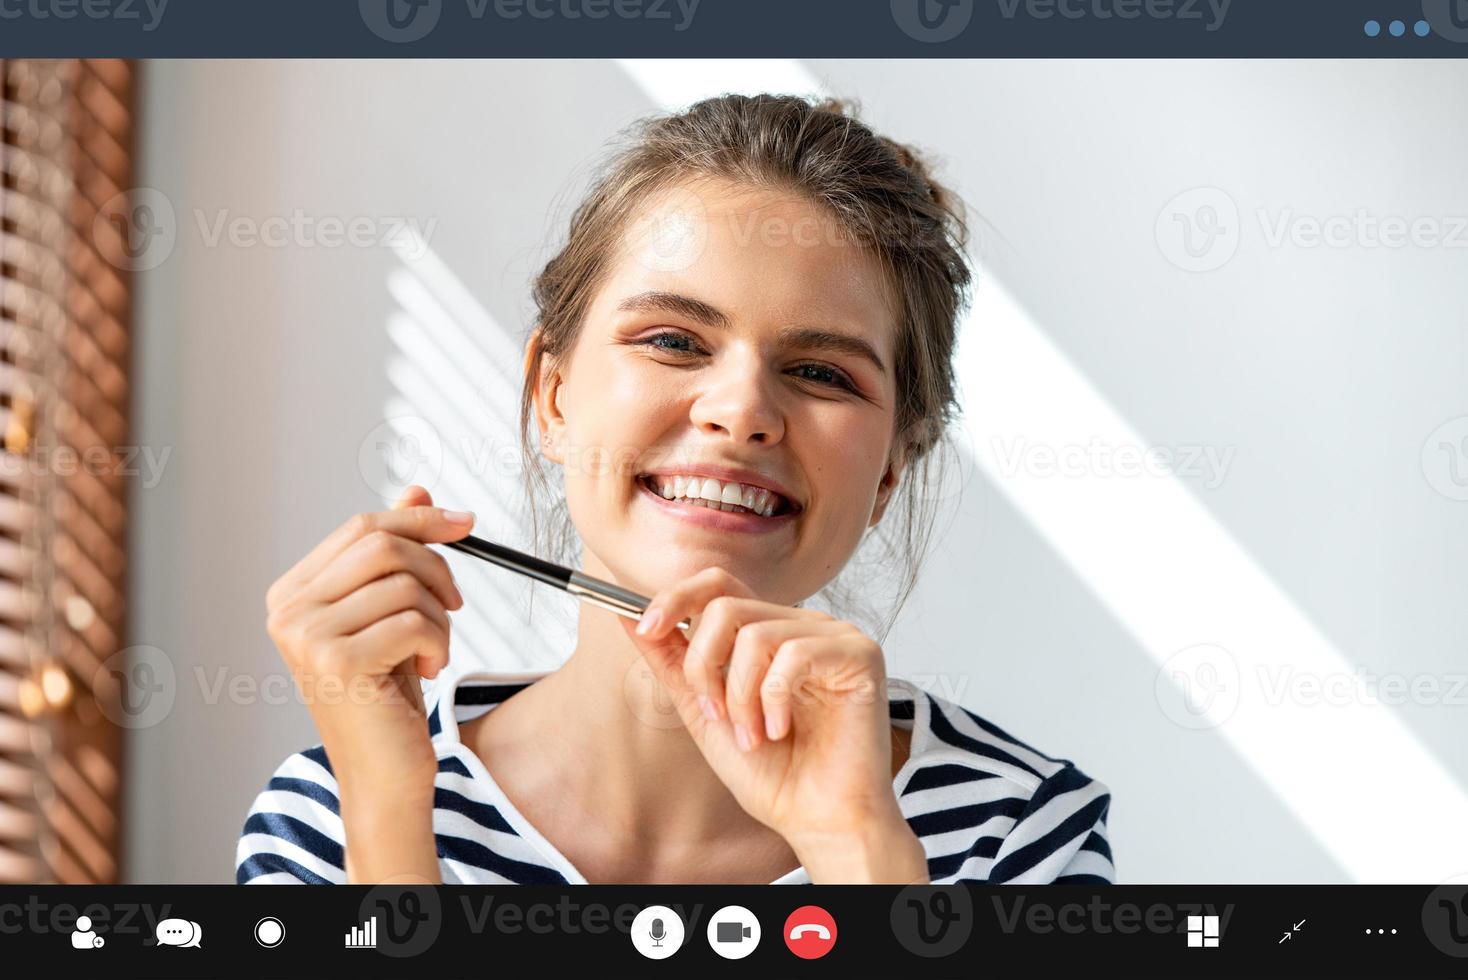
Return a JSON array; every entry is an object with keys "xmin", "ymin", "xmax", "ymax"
[{"xmin": 127, "ymin": 59, "xmax": 1468, "ymax": 883}]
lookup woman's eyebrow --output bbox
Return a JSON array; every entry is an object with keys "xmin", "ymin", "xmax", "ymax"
[{"xmin": 615, "ymin": 289, "xmax": 888, "ymax": 376}]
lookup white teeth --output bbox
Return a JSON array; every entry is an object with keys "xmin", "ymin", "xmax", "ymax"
[{"xmin": 643, "ymin": 474, "xmax": 787, "ymax": 517}]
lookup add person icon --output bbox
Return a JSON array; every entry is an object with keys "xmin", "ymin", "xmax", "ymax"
[{"xmin": 71, "ymin": 915, "xmax": 104, "ymax": 949}]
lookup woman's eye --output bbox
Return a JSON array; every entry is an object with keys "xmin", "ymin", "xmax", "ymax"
[
  {"xmin": 791, "ymin": 363, "xmax": 856, "ymax": 392},
  {"xmin": 639, "ymin": 330, "xmax": 700, "ymax": 355},
  {"xmin": 637, "ymin": 332, "xmax": 855, "ymax": 393}
]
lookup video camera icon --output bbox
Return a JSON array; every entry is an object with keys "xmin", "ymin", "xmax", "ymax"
[{"xmin": 707, "ymin": 906, "xmax": 760, "ymax": 960}]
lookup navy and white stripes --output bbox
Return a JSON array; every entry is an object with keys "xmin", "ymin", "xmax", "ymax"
[{"xmin": 237, "ymin": 671, "xmax": 1113, "ymax": 885}]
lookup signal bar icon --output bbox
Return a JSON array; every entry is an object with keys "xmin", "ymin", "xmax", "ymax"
[{"xmin": 345, "ymin": 916, "xmax": 377, "ymax": 949}]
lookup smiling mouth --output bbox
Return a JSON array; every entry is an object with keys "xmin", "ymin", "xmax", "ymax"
[{"xmin": 637, "ymin": 473, "xmax": 800, "ymax": 519}]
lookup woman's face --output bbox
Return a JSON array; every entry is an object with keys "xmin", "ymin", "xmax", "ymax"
[{"xmin": 533, "ymin": 176, "xmax": 905, "ymax": 604}]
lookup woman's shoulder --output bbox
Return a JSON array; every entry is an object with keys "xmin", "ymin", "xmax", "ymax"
[
  {"xmin": 890, "ymin": 675, "xmax": 1107, "ymax": 788},
  {"xmin": 236, "ymin": 670, "xmax": 544, "ymax": 885},
  {"xmin": 236, "ymin": 744, "xmax": 347, "ymax": 884},
  {"xmin": 888, "ymin": 675, "xmax": 1115, "ymax": 884}
]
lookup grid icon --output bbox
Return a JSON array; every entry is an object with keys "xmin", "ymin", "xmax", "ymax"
[{"xmin": 1187, "ymin": 915, "xmax": 1220, "ymax": 948}]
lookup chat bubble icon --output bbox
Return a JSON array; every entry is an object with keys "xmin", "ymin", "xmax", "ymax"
[{"xmin": 155, "ymin": 918, "xmax": 202, "ymax": 948}]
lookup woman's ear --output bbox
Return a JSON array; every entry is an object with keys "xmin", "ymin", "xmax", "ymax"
[
  {"xmin": 868, "ymin": 442, "xmax": 908, "ymax": 529},
  {"xmin": 526, "ymin": 326, "xmax": 567, "ymax": 465}
]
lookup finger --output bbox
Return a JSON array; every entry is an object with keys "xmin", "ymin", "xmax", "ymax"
[
  {"xmin": 342, "ymin": 605, "xmax": 452, "ymax": 680},
  {"xmin": 726, "ymin": 619, "xmax": 851, "ymax": 748},
  {"xmin": 272, "ymin": 500, "xmax": 473, "ymax": 602},
  {"xmin": 394, "ymin": 484, "xmax": 434, "ymax": 510},
  {"xmin": 763, "ymin": 631, "xmax": 886, "ymax": 742},
  {"xmin": 617, "ymin": 614, "xmax": 711, "ymax": 738},
  {"xmin": 681, "ymin": 596, "xmax": 813, "ymax": 719},
  {"xmin": 635, "ymin": 567, "xmax": 760, "ymax": 641},
  {"xmin": 320, "ymin": 570, "xmax": 451, "ymax": 639},
  {"xmin": 311, "ymin": 528, "xmax": 465, "ymax": 611}
]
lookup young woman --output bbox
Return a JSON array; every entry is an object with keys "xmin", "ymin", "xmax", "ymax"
[{"xmin": 236, "ymin": 94, "xmax": 1113, "ymax": 886}]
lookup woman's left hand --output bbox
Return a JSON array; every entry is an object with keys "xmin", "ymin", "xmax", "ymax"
[{"xmin": 620, "ymin": 566, "xmax": 928, "ymax": 884}]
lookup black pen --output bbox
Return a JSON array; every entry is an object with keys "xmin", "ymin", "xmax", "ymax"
[{"xmin": 439, "ymin": 533, "xmax": 692, "ymax": 632}]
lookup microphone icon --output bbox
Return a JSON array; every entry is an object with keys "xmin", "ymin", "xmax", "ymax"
[{"xmin": 632, "ymin": 905, "xmax": 683, "ymax": 959}]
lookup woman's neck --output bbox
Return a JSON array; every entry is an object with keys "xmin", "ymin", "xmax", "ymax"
[{"xmin": 475, "ymin": 556, "xmax": 770, "ymax": 848}]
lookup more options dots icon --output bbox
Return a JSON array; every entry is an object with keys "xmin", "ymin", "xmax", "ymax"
[
  {"xmin": 630, "ymin": 905, "xmax": 685, "ymax": 959},
  {"xmin": 784, "ymin": 905, "xmax": 837, "ymax": 959}
]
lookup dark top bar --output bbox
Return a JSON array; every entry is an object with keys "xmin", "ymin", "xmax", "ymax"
[{"xmin": 0, "ymin": 0, "xmax": 1465, "ymax": 57}]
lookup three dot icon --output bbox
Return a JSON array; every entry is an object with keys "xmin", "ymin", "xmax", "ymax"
[{"xmin": 1363, "ymin": 19, "xmax": 1431, "ymax": 38}]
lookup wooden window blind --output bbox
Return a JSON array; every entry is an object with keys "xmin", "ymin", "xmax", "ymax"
[{"xmin": 0, "ymin": 58, "xmax": 135, "ymax": 884}]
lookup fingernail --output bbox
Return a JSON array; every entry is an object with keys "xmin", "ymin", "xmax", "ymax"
[
  {"xmin": 734, "ymin": 723, "xmax": 753, "ymax": 752},
  {"xmin": 698, "ymin": 695, "xmax": 719, "ymax": 722},
  {"xmin": 636, "ymin": 609, "xmax": 663, "ymax": 636},
  {"xmin": 442, "ymin": 510, "xmax": 475, "ymax": 525},
  {"xmin": 765, "ymin": 713, "xmax": 781, "ymax": 741}
]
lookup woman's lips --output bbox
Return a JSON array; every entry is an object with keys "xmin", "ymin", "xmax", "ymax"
[{"xmin": 635, "ymin": 476, "xmax": 799, "ymax": 533}]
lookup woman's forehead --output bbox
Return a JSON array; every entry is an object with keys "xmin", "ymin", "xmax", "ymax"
[{"xmin": 607, "ymin": 178, "xmax": 899, "ymax": 336}]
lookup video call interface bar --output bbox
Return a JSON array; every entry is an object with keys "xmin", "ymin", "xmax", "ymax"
[{"xmin": 2, "ymin": 885, "xmax": 1466, "ymax": 977}]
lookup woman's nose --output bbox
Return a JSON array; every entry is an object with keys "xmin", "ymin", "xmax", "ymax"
[{"xmin": 688, "ymin": 365, "xmax": 784, "ymax": 445}]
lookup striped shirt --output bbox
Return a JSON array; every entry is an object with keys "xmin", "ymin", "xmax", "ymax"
[{"xmin": 236, "ymin": 670, "xmax": 1114, "ymax": 885}]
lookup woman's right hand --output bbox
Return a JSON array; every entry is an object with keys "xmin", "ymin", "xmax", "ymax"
[{"xmin": 265, "ymin": 484, "xmax": 473, "ymax": 808}]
